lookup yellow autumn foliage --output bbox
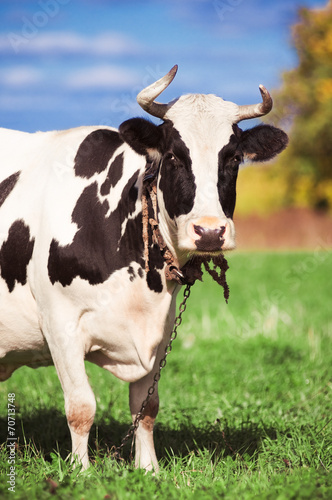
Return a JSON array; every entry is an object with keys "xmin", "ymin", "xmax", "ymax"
[
  {"xmin": 266, "ymin": 0, "xmax": 332, "ymax": 212},
  {"xmin": 236, "ymin": 165, "xmax": 287, "ymax": 217},
  {"xmin": 236, "ymin": 165, "xmax": 332, "ymax": 216},
  {"xmin": 316, "ymin": 78, "xmax": 332, "ymax": 103}
]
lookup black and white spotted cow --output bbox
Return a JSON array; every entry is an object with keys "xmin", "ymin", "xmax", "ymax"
[{"xmin": 0, "ymin": 65, "xmax": 288, "ymax": 471}]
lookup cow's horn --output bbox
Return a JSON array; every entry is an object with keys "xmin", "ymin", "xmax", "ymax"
[
  {"xmin": 235, "ymin": 85, "xmax": 273, "ymax": 122},
  {"xmin": 136, "ymin": 65, "xmax": 178, "ymax": 118}
]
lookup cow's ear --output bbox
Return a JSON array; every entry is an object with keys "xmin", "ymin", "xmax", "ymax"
[
  {"xmin": 240, "ymin": 124, "xmax": 288, "ymax": 162},
  {"xmin": 119, "ymin": 118, "xmax": 163, "ymax": 158}
]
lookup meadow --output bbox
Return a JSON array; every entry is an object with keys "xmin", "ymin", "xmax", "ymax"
[{"xmin": 0, "ymin": 251, "xmax": 331, "ymax": 499}]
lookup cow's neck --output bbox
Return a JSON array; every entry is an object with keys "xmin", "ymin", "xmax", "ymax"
[
  {"xmin": 141, "ymin": 163, "xmax": 230, "ymax": 298},
  {"xmin": 142, "ymin": 171, "xmax": 185, "ymax": 286}
]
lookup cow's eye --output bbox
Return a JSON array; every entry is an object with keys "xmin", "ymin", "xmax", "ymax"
[
  {"xmin": 164, "ymin": 153, "xmax": 181, "ymax": 168},
  {"xmin": 233, "ymin": 155, "xmax": 242, "ymax": 164},
  {"xmin": 228, "ymin": 155, "xmax": 241, "ymax": 168},
  {"xmin": 165, "ymin": 153, "xmax": 176, "ymax": 162}
]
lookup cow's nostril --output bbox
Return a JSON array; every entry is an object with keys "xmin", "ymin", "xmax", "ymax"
[
  {"xmin": 194, "ymin": 224, "xmax": 204, "ymax": 236},
  {"xmin": 194, "ymin": 225, "xmax": 226, "ymax": 238},
  {"xmin": 219, "ymin": 226, "xmax": 226, "ymax": 237}
]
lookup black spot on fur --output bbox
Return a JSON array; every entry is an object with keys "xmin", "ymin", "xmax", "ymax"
[
  {"xmin": 145, "ymin": 243, "xmax": 164, "ymax": 292},
  {"xmin": 128, "ymin": 266, "xmax": 135, "ymax": 282},
  {"xmin": 158, "ymin": 124, "xmax": 196, "ymax": 220},
  {"xmin": 0, "ymin": 219, "xmax": 35, "ymax": 292},
  {"xmin": 148, "ymin": 243, "xmax": 164, "ymax": 271},
  {"xmin": 146, "ymin": 269, "xmax": 163, "ymax": 293},
  {"xmin": 0, "ymin": 171, "xmax": 20, "ymax": 208},
  {"xmin": 102, "ymin": 199, "xmax": 110, "ymax": 213},
  {"xmin": 48, "ymin": 171, "xmax": 143, "ymax": 287},
  {"xmin": 138, "ymin": 267, "xmax": 144, "ymax": 278},
  {"xmin": 218, "ymin": 127, "xmax": 241, "ymax": 219},
  {"xmin": 100, "ymin": 152, "xmax": 124, "ymax": 196},
  {"xmin": 74, "ymin": 129, "xmax": 123, "ymax": 179}
]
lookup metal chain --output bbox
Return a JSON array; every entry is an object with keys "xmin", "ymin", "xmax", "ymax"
[{"xmin": 113, "ymin": 283, "xmax": 192, "ymax": 460}]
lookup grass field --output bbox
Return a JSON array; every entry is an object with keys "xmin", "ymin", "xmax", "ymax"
[{"xmin": 0, "ymin": 251, "xmax": 331, "ymax": 499}]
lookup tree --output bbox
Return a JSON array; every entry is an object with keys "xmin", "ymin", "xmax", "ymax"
[{"xmin": 271, "ymin": 0, "xmax": 332, "ymax": 211}]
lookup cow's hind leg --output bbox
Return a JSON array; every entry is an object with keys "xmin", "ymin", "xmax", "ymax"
[{"xmin": 129, "ymin": 376, "xmax": 159, "ymax": 472}]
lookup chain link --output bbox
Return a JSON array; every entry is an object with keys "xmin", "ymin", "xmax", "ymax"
[{"xmin": 113, "ymin": 283, "xmax": 192, "ymax": 460}]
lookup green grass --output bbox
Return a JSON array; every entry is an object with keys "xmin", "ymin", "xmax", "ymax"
[{"xmin": 0, "ymin": 251, "xmax": 331, "ymax": 499}]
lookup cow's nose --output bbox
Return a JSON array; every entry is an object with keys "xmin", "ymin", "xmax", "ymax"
[{"xmin": 193, "ymin": 224, "xmax": 226, "ymax": 252}]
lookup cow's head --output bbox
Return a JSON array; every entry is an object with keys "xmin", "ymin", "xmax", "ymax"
[{"xmin": 119, "ymin": 65, "xmax": 288, "ymax": 266}]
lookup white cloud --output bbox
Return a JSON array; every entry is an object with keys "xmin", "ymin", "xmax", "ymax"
[
  {"xmin": 65, "ymin": 65, "xmax": 138, "ymax": 90},
  {"xmin": 0, "ymin": 93, "xmax": 62, "ymax": 111},
  {"xmin": 0, "ymin": 66, "xmax": 43, "ymax": 87},
  {"xmin": 0, "ymin": 30, "xmax": 143, "ymax": 56},
  {"xmin": 0, "ymin": 62, "xmax": 139, "ymax": 92}
]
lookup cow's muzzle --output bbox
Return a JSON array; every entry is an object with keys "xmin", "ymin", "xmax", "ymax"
[
  {"xmin": 193, "ymin": 224, "xmax": 225, "ymax": 252},
  {"xmin": 188, "ymin": 217, "xmax": 231, "ymax": 253}
]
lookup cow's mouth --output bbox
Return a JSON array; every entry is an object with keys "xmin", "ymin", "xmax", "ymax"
[
  {"xmin": 194, "ymin": 236, "xmax": 225, "ymax": 253},
  {"xmin": 181, "ymin": 253, "xmax": 230, "ymax": 302}
]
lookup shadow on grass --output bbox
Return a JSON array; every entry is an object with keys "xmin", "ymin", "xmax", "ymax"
[
  {"xmin": 0, "ymin": 407, "xmax": 277, "ymax": 465},
  {"xmin": 155, "ymin": 419, "xmax": 277, "ymax": 462}
]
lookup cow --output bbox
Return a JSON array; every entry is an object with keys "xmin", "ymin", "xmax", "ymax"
[{"xmin": 0, "ymin": 65, "xmax": 288, "ymax": 472}]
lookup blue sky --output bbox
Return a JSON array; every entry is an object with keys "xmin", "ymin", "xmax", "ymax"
[{"xmin": 0, "ymin": 0, "xmax": 327, "ymax": 132}]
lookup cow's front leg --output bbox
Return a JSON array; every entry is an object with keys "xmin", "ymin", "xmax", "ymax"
[
  {"xmin": 128, "ymin": 290, "xmax": 178, "ymax": 471},
  {"xmin": 129, "ymin": 376, "xmax": 159, "ymax": 472},
  {"xmin": 44, "ymin": 324, "xmax": 96, "ymax": 470},
  {"xmin": 64, "ymin": 379, "xmax": 96, "ymax": 470}
]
